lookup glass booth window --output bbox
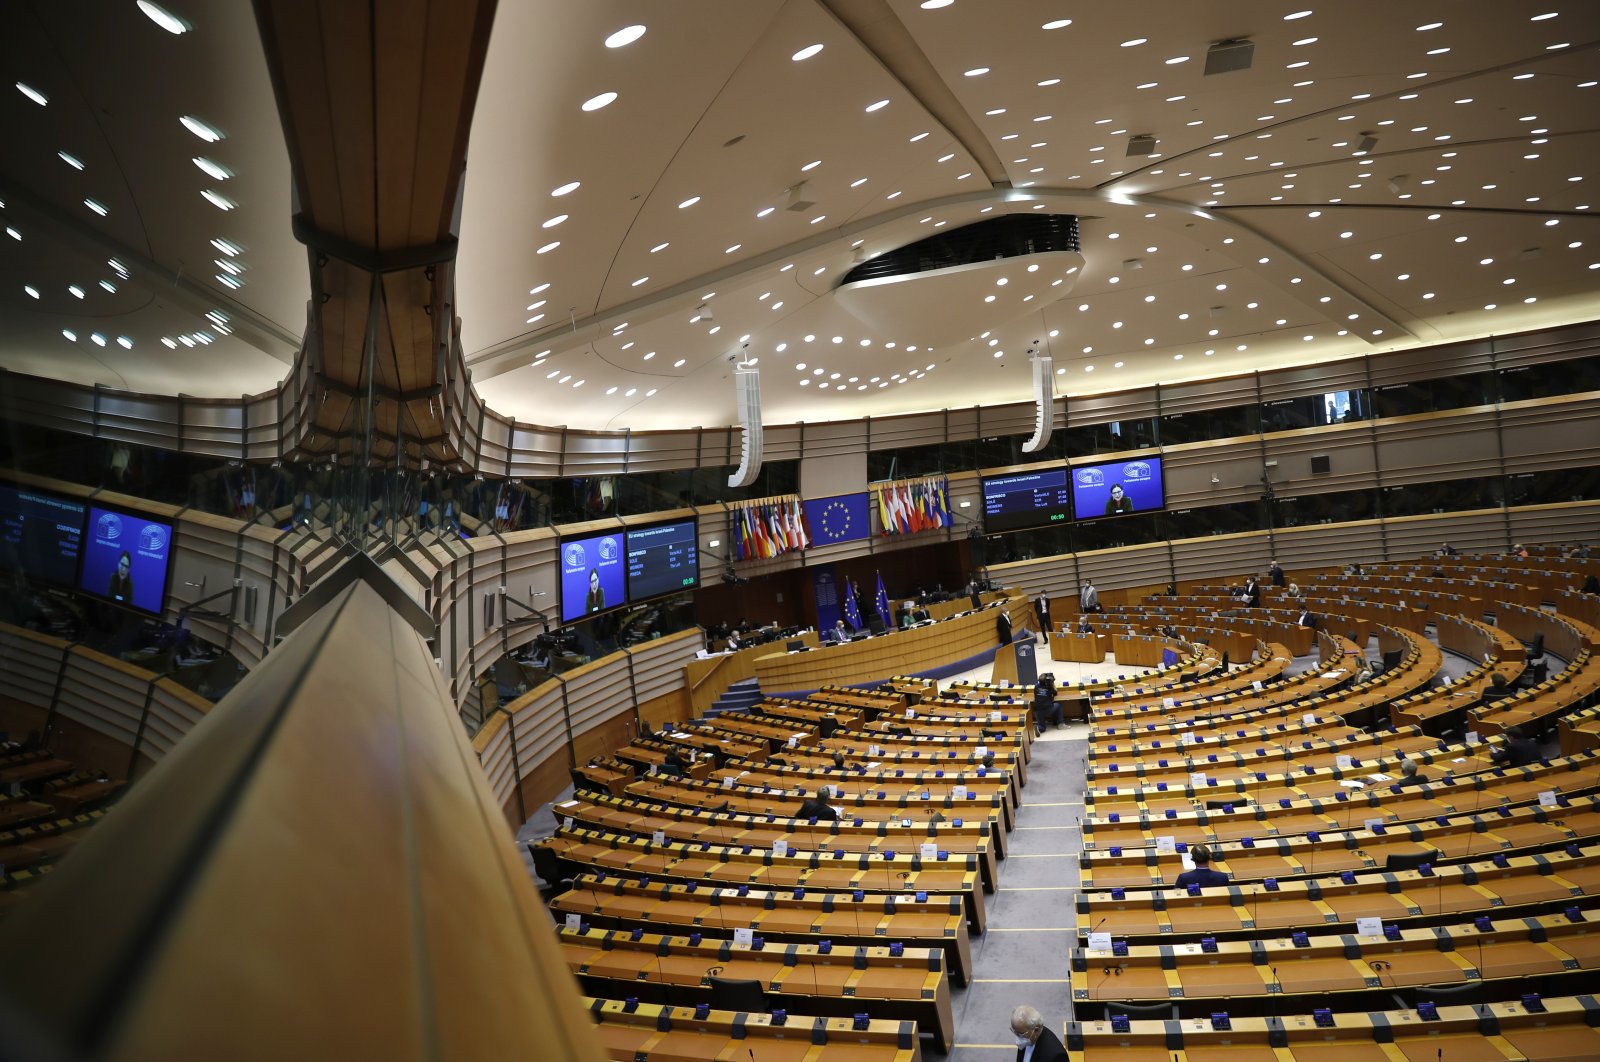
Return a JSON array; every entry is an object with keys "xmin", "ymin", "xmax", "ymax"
[{"xmin": 1261, "ymin": 389, "xmax": 1371, "ymax": 432}]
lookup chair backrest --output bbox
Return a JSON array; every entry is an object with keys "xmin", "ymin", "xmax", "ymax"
[
  {"xmin": 1383, "ymin": 849, "xmax": 1442, "ymax": 872},
  {"xmin": 1107, "ymin": 1001, "xmax": 1175, "ymax": 1019},
  {"xmin": 707, "ymin": 976, "xmax": 767, "ymax": 1013},
  {"xmin": 529, "ymin": 844, "xmax": 567, "ymax": 889}
]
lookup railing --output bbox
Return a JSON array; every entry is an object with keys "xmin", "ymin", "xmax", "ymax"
[{"xmin": 0, "ymin": 571, "xmax": 605, "ymax": 1059}]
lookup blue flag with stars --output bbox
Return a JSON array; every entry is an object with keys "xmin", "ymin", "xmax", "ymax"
[
  {"xmin": 843, "ymin": 578, "xmax": 863, "ymax": 631},
  {"xmin": 802, "ymin": 493, "xmax": 871, "ymax": 545},
  {"xmin": 875, "ymin": 572, "xmax": 891, "ymax": 625}
]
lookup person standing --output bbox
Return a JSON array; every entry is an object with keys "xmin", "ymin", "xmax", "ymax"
[
  {"xmin": 1010, "ymin": 1005, "xmax": 1067, "ymax": 1062},
  {"xmin": 1268, "ymin": 559, "xmax": 1285, "ymax": 588},
  {"xmin": 1080, "ymin": 580, "xmax": 1100, "ymax": 614},
  {"xmin": 996, "ymin": 609, "xmax": 1013, "ymax": 647},
  {"xmin": 1034, "ymin": 591, "xmax": 1052, "ymax": 633}
]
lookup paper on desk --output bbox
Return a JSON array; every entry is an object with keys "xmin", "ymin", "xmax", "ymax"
[
  {"xmin": 734, "ymin": 927, "xmax": 755, "ymax": 947},
  {"xmin": 1367, "ymin": 773, "xmax": 1393, "ymax": 782},
  {"xmin": 1156, "ymin": 835, "xmax": 1176, "ymax": 854},
  {"xmin": 921, "ymin": 842, "xmax": 939, "ymax": 861},
  {"xmin": 1336, "ymin": 754, "xmax": 1354, "ymax": 770},
  {"xmin": 1339, "ymin": 780, "xmax": 1365, "ymax": 789},
  {"xmin": 1088, "ymin": 932, "xmax": 1113, "ymax": 952},
  {"xmin": 565, "ymin": 913, "xmax": 582, "ymax": 932},
  {"xmin": 1356, "ymin": 917, "xmax": 1384, "ymax": 938},
  {"xmin": 1180, "ymin": 854, "xmax": 1196, "ymax": 872}
]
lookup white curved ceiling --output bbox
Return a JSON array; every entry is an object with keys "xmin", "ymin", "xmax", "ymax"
[{"xmin": 2, "ymin": 1, "xmax": 1597, "ymax": 430}]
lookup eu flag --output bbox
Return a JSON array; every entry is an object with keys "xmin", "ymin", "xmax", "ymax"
[
  {"xmin": 802, "ymin": 493, "xmax": 871, "ymax": 545},
  {"xmin": 843, "ymin": 579, "xmax": 863, "ymax": 630}
]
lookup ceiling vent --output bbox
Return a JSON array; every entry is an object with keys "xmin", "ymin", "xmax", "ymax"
[
  {"xmin": 1204, "ymin": 38, "xmax": 1254, "ymax": 76},
  {"xmin": 1126, "ymin": 134, "xmax": 1157, "ymax": 157},
  {"xmin": 783, "ymin": 181, "xmax": 815, "ymax": 212}
]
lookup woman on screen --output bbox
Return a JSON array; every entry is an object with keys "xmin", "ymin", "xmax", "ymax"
[
  {"xmin": 109, "ymin": 550, "xmax": 134, "ymax": 602},
  {"xmin": 1103, "ymin": 483, "xmax": 1134, "ymax": 515},
  {"xmin": 585, "ymin": 567, "xmax": 605, "ymax": 612}
]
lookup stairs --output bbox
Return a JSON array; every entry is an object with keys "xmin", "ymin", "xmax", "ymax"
[{"xmin": 705, "ymin": 677, "xmax": 763, "ymax": 719}]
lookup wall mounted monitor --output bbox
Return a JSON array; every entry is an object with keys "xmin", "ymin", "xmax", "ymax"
[
  {"xmin": 625, "ymin": 518, "xmax": 699, "ymax": 603},
  {"xmin": 0, "ymin": 483, "xmax": 86, "ymax": 588},
  {"xmin": 560, "ymin": 529, "xmax": 627, "ymax": 624},
  {"xmin": 980, "ymin": 468, "xmax": 1073, "ymax": 534},
  {"xmin": 77, "ymin": 504, "xmax": 174, "ymax": 614},
  {"xmin": 1071, "ymin": 456, "xmax": 1166, "ymax": 520}
]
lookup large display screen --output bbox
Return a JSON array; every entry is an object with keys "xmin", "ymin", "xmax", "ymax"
[
  {"xmin": 0, "ymin": 483, "xmax": 86, "ymax": 587},
  {"xmin": 626, "ymin": 519, "xmax": 698, "ymax": 602},
  {"xmin": 560, "ymin": 530, "xmax": 627, "ymax": 624},
  {"xmin": 981, "ymin": 468, "xmax": 1073, "ymax": 534},
  {"xmin": 78, "ymin": 505, "xmax": 173, "ymax": 614},
  {"xmin": 1071, "ymin": 456, "xmax": 1165, "ymax": 520}
]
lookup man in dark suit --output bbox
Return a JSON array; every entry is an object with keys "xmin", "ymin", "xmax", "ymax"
[
  {"xmin": 1174, "ymin": 844, "xmax": 1230, "ymax": 889},
  {"xmin": 1268, "ymin": 559, "xmax": 1285, "ymax": 588},
  {"xmin": 1296, "ymin": 607, "xmax": 1317, "ymax": 630},
  {"xmin": 1010, "ymin": 1004, "xmax": 1067, "ymax": 1062},
  {"xmin": 1242, "ymin": 576, "xmax": 1261, "ymax": 607}
]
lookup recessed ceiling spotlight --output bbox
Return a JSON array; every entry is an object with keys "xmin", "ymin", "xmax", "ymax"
[
  {"xmin": 1165, "ymin": 56, "xmax": 1188, "ymax": 64},
  {"xmin": 552, "ymin": 181, "xmax": 581, "ymax": 196},
  {"xmin": 84, "ymin": 198, "xmax": 109, "ymax": 216},
  {"xmin": 1416, "ymin": 21, "xmax": 1443, "ymax": 30},
  {"xmin": 536, "ymin": 241, "xmax": 560, "ymax": 253},
  {"xmin": 792, "ymin": 43, "xmax": 824, "ymax": 61},
  {"xmin": 16, "ymin": 82, "xmax": 48, "ymax": 106},
  {"xmin": 1284, "ymin": 9, "xmax": 1313, "ymax": 18},
  {"xmin": 581, "ymin": 91, "xmax": 618, "ymax": 111},
  {"xmin": 200, "ymin": 190, "xmax": 234, "ymax": 211},
  {"xmin": 58, "ymin": 151, "xmax": 85, "ymax": 170},
  {"xmin": 1042, "ymin": 17, "xmax": 1071, "ymax": 28},
  {"xmin": 865, "ymin": 99, "xmax": 890, "ymax": 112},
  {"xmin": 964, "ymin": 67, "xmax": 989, "ymax": 77},
  {"xmin": 604, "ymin": 24, "xmax": 646, "ymax": 48},
  {"xmin": 1292, "ymin": 36, "xmax": 1318, "ymax": 45},
  {"xmin": 180, "ymin": 115, "xmax": 224, "ymax": 141},
  {"xmin": 541, "ymin": 214, "xmax": 567, "ymax": 228},
  {"xmin": 1121, "ymin": 38, "xmax": 1147, "ymax": 47},
  {"xmin": 1531, "ymin": 10, "xmax": 1558, "ymax": 19},
  {"xmin": 678, "ymin": 196, "xmax": 700, "ymax": 209}
]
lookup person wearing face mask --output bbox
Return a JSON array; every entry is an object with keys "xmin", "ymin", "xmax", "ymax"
[{"xmin": 1010, "ymin": 1004, "xmax": 1067, "ymax": 1062}]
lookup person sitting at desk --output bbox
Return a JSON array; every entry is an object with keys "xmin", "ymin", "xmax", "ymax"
[
  {"xmin": 1493, "ymin": 725, "xmax": 1541, "ymax": 768},
  {"xmin": 1076, "ymin": 618, "xmax": 1094, "ymax": 635},
  {"xmin": 795, "ymin": 787, "xmax": 839, "ymax": 821},
  {"xmin": 828, "ymin": 619, "xmax": 849, "ymax": 642},
  {"xmin": 1296, "ymin": 607, "xmax": 1318, "ymax": 630},
  {"xmin": 1174, "ymin": 844, "xmax": 1230, "ymax": 889},
  {"xmin": 1395, "ymin": 759, "xmax": 1425, "ymax": 788},
  {"xmin": 1581, "ymin": 574, "xmax": 1599, "ymax": 595}
]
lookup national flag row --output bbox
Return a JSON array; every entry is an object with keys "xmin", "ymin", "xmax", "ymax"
[
  {"xmin": 731, "ymin": 496, "xmax": 811, "ymax": 561},
  {"xmin": 874, "ymin": 476, "xmax": 952, "ymax": 537}
]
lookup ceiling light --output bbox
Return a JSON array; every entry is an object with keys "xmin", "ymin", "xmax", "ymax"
[
  {"xmin": 1042, "ymin": 17, "xmax": 1071, "ymax": 28},
  {"xmin": 536, "ymin": 241, "xmax": 559, "ymax": 253},
  {"xmin": 865, "ymin": 99, "xmax": 890, "ymax": 112},
  {"xmin": 1292, "ymin": 36, "xmax": 1318, "ymax": 45},
  {"xmin": 215, "ymin": 274, "xmax": 241, "ymax": 289},
  {"xmin": 200, "ymin": 190, "xmax": 234, "ymax": 210},
  {"xmin": 84, "ymin": 198, "xmax": 109, "ymax": 216},
  {"xmin": 16, "ymin": 82, "xmax": 47, "ymax": 106},
  {"xmin": 180, "ymin": 115, "xmax": 223, "ymax": 141},
  {"xmin": 1165, "ymin": 55, "xmax": 1188, "ymax": 64},
  {"xmin": 551, "ymin": 181, "xmax": 580, "ymax": 197},
  {"xmin": 964, "ymin": 67, "xmax": 989, "ymax": 77},
  {"xmin": 678, "ymin": 196, "xmax": 700, "ymax": 208},
  {"xmin": 581, "ymin": 91, "xmax": 617, "ymax": 111},
  {"xmin": 90, "ymin": 333, "xmax": 106, "ymax": 346},
  {"xmin": 1531, "ymin": 11, "xmax": 1558, "ymax": 19},
  {"xmin": 1121, "ymin": 38, "xmax": 1147, "ymax": 47},
  {"xmin": 58, "ymin": 151, "xmax": 84, "ymax": 170},
  {"xmin": 792, "ymin": 43, "xmax": 824, "ymax": 61},
  {"xmin": 116, "ymin": 336, "xmax": 133, "ymax": 349},
  {"xmin": 1416, "ymin": 21, "xmax": 1443, "ymax": 30},
  {"xmin": 604, "ymin": 24, "xmax": 645, "ymax": 48},
  {"xmin": 136, "ymin": 1, "xmax": 189, "ymax": 33},
  {"xmin": 541, "ymin": 214, "xmax": 567, "ymax": 228}
]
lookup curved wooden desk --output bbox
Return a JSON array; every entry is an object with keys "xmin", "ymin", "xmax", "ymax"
[{"xmin": 752, "ymin": 605, "xmax": 1016, "ymax": 694}]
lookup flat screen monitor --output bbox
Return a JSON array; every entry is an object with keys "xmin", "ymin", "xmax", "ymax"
[
  {"xmin": 78, "ymin": 505, "xmax": 173, "ymax": 614},
  {"xmin": 1071, "ymin": 456, "xmax": 1165, "ymax": 520},
  {"xmin": 0, "ymin": 483, "xmax": 86, "ymax": 588},
  {"xmin": 560, "ymin": 530, "xmax": 627, "ymax": 624},
  {"xmin": 625, "ymin": 518, "xmax": 699, "ymax": 603},
  {"xmin": 980, "ymin": 467, "xmax": 1073, "ymax": 534}
]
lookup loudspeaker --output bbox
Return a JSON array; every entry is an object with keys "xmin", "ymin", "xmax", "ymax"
[
  {"xmin": 1204, "ymin": 39, "xmax": 1254, "ymax": 76},
  {"xmin": 1310, "ymin": 454, "xmax": 1331, "ymax": 475}
]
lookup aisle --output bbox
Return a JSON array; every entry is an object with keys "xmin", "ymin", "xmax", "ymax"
[{"xmin": 945, "ymin": 729, "xmax": 1087, "ymax": 1060}]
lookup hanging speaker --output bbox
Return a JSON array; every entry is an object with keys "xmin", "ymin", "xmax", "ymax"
[
  {"xmin": 727, "ymin": 363, "xmax": 764, "ymax": 488},
  {"xmin": 1021, "ymin": 354, "xmax": 1055, "ymax": 453}
]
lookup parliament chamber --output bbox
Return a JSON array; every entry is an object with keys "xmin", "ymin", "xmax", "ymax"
[{"xmin": 3, "ymin": 2, "xmax": 1600, "ymax": 1060}]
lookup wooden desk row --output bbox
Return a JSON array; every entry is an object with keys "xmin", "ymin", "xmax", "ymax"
[
  {"xmin": 585, "ymin": 996, "xmax": 922, "ymax": 1062},
  {"xmin": 1079, "ymin": 790, "xmax": 1600, "ymax": 888},
  {"xmin": 1087, "ymin": 724, "xmax": 1438, "ymax": 779},
  {"xmin": 1081, "ymin": 750, "xmax": 1600, "ymax": 848},
  {"xmin": 1062, "ymin": 993, "xmax": 1600, "ymax": 1061},
  {"xmin": 539, "ymin": 826, "xmax": 989, "ymax": 933},
  {"xmin": 721, "ymin": 755, "xmax": 1023, "ymax": 817},
  {"xmin": 1073, "ymin": 842, "xmax": 1600, "ymax": 941},
  {"xmin": 551, "ymin": 873, "xmax": 973, "ymax": 984},
  {"xmin": 560, "ymin": 924, "xmax": 956, "ymax": 1051},
  {"xmin": 622, "ymin": 767, "xmax": 1013, "ymax": 834},
  {"xmin": 554, "ymin": 791, "xmax": 1001, "ymax": 890}
]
